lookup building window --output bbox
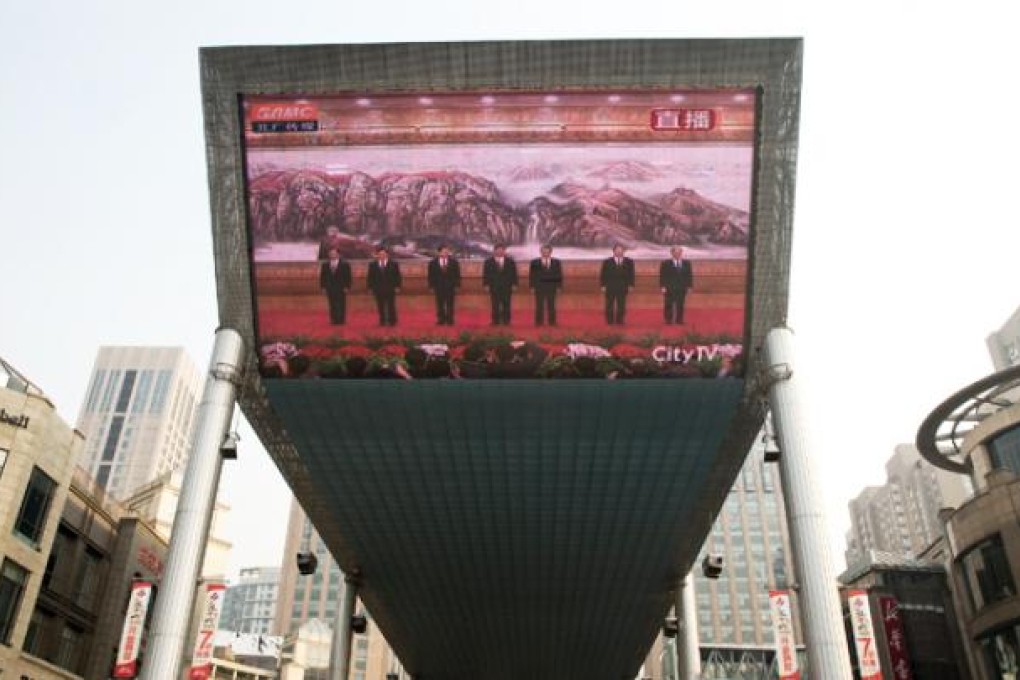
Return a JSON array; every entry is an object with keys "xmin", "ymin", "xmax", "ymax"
[
  {"xmin": 14, "ymin": 466, "xmax": 58, "ymax": 544},
  {"xmin": 150, "ymin": 370, "xmax": 172, "ymax": 414},
  {"xmin": 960, "ymin": 534, "xmax": 1017, "ymax": 612},
  {"xmin": 55, "ymin": 624, "xmax": 83, "ymax": 671},
  {"xmin": 115, "ymin": 369, "xmax": 137, "ymax": 413},
  {"xmin": 100, "ymin": 415, "xmax": 125, "ymax": 463},
  {"xmin": 990, "ymin": 424, "xmax": 1020, "ymax": 475},
  {"xmin": 978, "ymin": 623, "xmax": 1020, "ymax": 680},
  {"xmin": 0, "ymin": 559, "xmax": 29, "ymax": 644},
  {"xmin": 73, "ymin": 548, "xmax": 104, "ymax": 611}
]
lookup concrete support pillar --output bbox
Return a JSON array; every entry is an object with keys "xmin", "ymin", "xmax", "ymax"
[
  {"xmin": 140, "ymin": 328, "xmax": 244, "ymax": 680},
  {"xmin": 330, "ymin": 573, "xmax": 360, "ymax": 680},
  {"xmin": 676, "ymin": 575, "xmax": 701, "ymax": 680},
  {"xmin": 763, "ymin": 327, "xmax": 852, "ymax": 680}
]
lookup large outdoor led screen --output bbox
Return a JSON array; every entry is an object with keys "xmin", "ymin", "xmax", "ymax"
[{"xmin": 246, "ymin": 89, "xmax": 756, "ymax": 379}]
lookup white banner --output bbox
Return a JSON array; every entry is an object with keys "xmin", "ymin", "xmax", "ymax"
[
  {"xmin": 189, "ymin": 583, "xmax": 227, "ymax": 680},
  {"xmin": 848, "ymin": 589, "xmax": 882, "ymax": 680},
  {"xmin": 113, "ymin": 581, "xmax": 153, "ymax": 678},
  {"xmin": 768, "ymin": 590, "xmax": 800, "ymax": 680}
]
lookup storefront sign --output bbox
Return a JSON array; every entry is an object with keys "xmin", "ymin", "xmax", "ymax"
[
  {"xmin": 0, "ymin": 407, "xmax": 29, "ymax": 429},
  {"xmin": 879, "ymin": 596, "xmax": 914, "ymax": 680}
]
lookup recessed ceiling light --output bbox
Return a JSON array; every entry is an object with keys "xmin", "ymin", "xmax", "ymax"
[
  {"xmin": 480, "ymin": 95, "xmax": 495, "ymax": 105},
  {"xmin": 670, "ymin": 94, "xmax": 686, "ymax": 103},
  {"xmin": 607, "ymin": 95, "xmax": 622, "ymax": 103},
  {"xmin": 419, "ymin": 96, "xmax": 434, "ymax": 105},
  {"xmin": 544, "ymin": 94, "xmax": 559, "ymax": 103},
  {"xmin": 356, "ymin": 98, "xmax": 372, "ymax": 107}
]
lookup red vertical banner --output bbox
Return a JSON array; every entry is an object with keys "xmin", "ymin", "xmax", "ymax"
[
  {"xmin": 879, "ymin": 596, "xmax": 914, "ymax": 680},
  {"xmin": 189, "ymin": 583, "xmax": 227, "ymax": 680},
  {"xmin": 113, "ymin": 581, "xmax": 153, "ymax": 678},
  {"xmin": 768, "ymin": 590, "xmax": 801, "ymax": 680},
  {"xmin": 848, "ymin": 589, "xmax": 883, "ymax": 680}
]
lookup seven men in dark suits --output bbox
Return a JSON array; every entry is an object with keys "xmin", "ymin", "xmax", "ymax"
[
  {"xmin": 319, "ymin": 247, "xmax": 353, "ymax": 325},
  {"xmin": 427, "ymin": 245, "xmax": 462, "ymax": 325},
  {"xmin": 367, "ymin": 245, "xmax": 402, "ymax": 326},
  {"xmin": 659, "ymin": 246, "xmax": 694, "ymax": 324},
  {"xmin": 482, "ymin": 243, "xmax": 518, "ymax": 325},
  {"xmin": 599, "ymin": 244, "xmax": 636, "ymax": 325},
  {"xmin": 528, "ymin": 245, "xmax": 563, "ymax": 326}
]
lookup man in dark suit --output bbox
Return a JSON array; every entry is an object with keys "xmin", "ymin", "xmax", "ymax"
[
  {"xmin": 659, "ymin": 246, "xmax": 694, "ymax": 324},
  {"xmin": 482, "ymin": 243, "xmax": 518, "ymax": 325},
  {"xmin": 599, "ymin": 244, "xmax": 636, "ymax": 325},
  {"xmin": 427, "ymin": 244, "xmax": 462, "ymax": 325},
  {"xmin": 528, "ymin": 244, "xmax": 563, "ymax": 326},
  {"xmin": 367, "ymin": 245, "xmax": 402, "ymax": 326},
  {"xmin": 319, "ymin": 247, "xmax": 353, "ymax": 325}
]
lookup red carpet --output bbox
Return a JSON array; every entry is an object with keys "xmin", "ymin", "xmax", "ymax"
[{"xmin": 257, "ymin": 306, "xmax": 743, "ymax": 344}]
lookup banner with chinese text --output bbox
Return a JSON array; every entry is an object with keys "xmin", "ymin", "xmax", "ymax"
[
  {"xmin": 768, "ymin": 590, "xmax": 801, "ymax": 680},
  {"xmin": 113, "ymin": 580, "xmax": 153, "ymax": 678},
  {"xmin": 848, "ymin": 589, "xmax": 882, "ymax": 680},
  {"xmin": 879, "ymin": 595, "xmax": 914, "ymax": 680},
  {"xmin": 189, "ymin": 583, "xmax": 227, "ymax": 680}
]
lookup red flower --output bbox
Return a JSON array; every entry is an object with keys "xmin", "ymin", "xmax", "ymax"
[
  {"xmin": 449, "ymin": 345, "xmax": 468, "ymax": 360},
  {"xmin": 338, "ymin": 345, "xmax": 373, "ymax": 358},
  {"xmin": 377, "ymin": 344, "xmax": 407, "ymax": 358},
  {"xmin": 302, "ymin": 345, "xmax": 336, "ymax": 359},
  {"xmin": 609, "ymin": 343, "xmax": 647, "ymax": 359}
]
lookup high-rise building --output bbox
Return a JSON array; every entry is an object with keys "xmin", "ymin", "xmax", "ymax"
[
  {"xmin": 275, "ymin": 499, "xmax": 407, "ymax": 680},
  {"xmin": 987, "ymin": 304, "xmax": 1020, "ymax": 370},
  {"xmin": 76, "ymin": 346, "xmax": 203, "ymax": 500},
  {"xmin": 694, "ymin": 441, "xmax": 801, "ymax": 674},
  {"xmin": 0, "ymin": 357, "xmax": 85, "ymax": 677},
  {"xmin": 642, "ymin": 437, "xmax": 802, "ymax": 680},
  {"xmin": 845, "ymin": 444, "xmax": 971, "ymax": 567},
  {"xmin": 221, "ymin": 566, "xmax": 281, "ymax": 635}
]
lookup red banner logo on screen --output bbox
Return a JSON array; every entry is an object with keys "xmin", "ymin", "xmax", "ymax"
[
  {"xmin": 250, "ymin": 102, "xmax": 319, "ymax": 122},
  {"xmin": 650, "ymin": 109, "xmax": 715, "ymax": 131}
]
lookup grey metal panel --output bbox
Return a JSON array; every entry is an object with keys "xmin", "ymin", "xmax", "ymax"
[
  {"xmin": 268, "ymin": 379, "xmax": 744, "ymax": 679},
  {"xmin": 200, "ymin": 39, "xmax": 802, "ymax": 679}
]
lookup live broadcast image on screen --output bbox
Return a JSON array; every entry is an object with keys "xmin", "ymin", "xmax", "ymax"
[{"xmin": 245, "ymin": 89, "xmax": 756, "ymax": 380}]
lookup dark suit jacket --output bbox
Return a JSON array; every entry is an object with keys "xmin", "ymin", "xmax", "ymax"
[
  {"xmin": 528, "ymin": 258, "xmax": 563, "ymax": 292},
  {"xmin": 367, "ymin": 259, "xmax": 402, "ymax": 294},
  {"xmin": 483, "ymin": 256, "xmax": 518, "ymax": 292},
  {"xmin": 320, "ymin": 260, "xmax": 352, "ymax": 293},
  {"xmin": 659, "ymin": 259, "xmax": 694, "ymax": 291},
  {"xmin": 427, "ymin": 257, "xmax": 462, "ymax": 293},
  {"xmin": 599, "ymin": 257, "xmax": 636, "ymax": 293}
]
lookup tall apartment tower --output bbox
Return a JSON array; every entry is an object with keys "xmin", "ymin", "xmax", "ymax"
[
  {"xmin": 76, "ymin": 346, "xmax": 203, "ymax": 500},
  {"xmin": 221, "ymin": 566, "xmax": 281, "ymax": 635},
  {"xmin": 987, "ymin": 304, "xmax": 1020, "ymax": 370},
  {"xmin": 694, "ymin": 442, "xmax": 801, "ymax": 669},
  {"xmin": 275, "ymin": 499, "xmax": 406, "ymax": 680},
  {"xmin": 845, "ymin": 444, "xmax": 971, "ymax": 567}
]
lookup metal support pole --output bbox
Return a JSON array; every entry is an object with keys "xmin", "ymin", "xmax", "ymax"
[
  {"xmin": 330, "ymin": 573, "xmax": 359, "ymax": 680},
  {"xmin": 139, "ymin": 328, "xmax": 243, "ymax": 680},
  {"xmin": 763, "ymin": 327, "xmax": 852, "ymax": 679},
  {"xmin": 676, "ymin": 575, "xmax": 701, "ymax": 679}
]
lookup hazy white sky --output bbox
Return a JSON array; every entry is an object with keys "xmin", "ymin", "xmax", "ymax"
[{"xmin": 3, "ymin": 1, "xmax": 1019, "ymax": 580}]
